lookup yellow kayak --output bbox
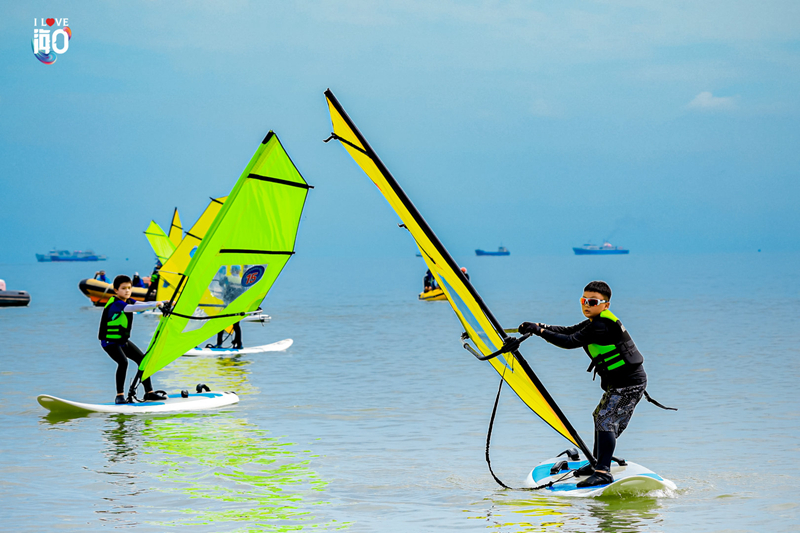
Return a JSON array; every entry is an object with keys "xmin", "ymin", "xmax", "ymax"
[{"xmin": 419, "ymin": 288, "xmax": 447, "ymax": 301}]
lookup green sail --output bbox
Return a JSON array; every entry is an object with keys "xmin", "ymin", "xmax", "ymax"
[
  {"xmin": 139, "ymin": 131, "xmax": 312, "ymax": 380},
  {"xmin": 144, "ymin": 220, "xmax": 177, "ymax": 264}
]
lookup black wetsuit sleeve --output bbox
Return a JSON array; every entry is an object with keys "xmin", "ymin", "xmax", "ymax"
[
  {"xmin": 544, "ymin": 320, "xmax": 590, "ymax": 336},
  {"xmin": 540, "ymin": 320, "xmax": 616, "ymax": 349}
]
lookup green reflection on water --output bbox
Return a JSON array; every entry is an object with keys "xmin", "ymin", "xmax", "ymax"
[
  {"xmin": 141, "ymin": 413, "xmax": 346, "ymax": 531},
  {"xmin": 95, "ymin": 412, "xmax": 349, "ymax": 531},
  {"xmin": 468, "ymin": 491, "xmax": 664, "ymax": 532},
  {"xmin": 83, "ymin": 350, "xmax": 348, "ymax": 531}
]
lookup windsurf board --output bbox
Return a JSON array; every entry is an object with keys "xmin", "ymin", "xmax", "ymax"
[
  {"xmin": 37, "ymin": 391, "xmax": 239, "ymax": 414},
  {"xmin": 185, "ymin": 338, "xmax": 293, "ymax": 356},
  {"xmin": 524, "ymin": 453, "xmax": 677, "ymax": 497}
]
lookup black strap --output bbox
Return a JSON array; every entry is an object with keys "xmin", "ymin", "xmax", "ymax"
[
  {"xmin": 167, "ymin": 311, "xmax": 247, "ymax": 320},
  {"xmin": 644, "ymin": 390, "xmax": 678, "ymax": 411},
  {"xmin": 484, "ymin": 372, "xmax": 578, "ymax": 491}
]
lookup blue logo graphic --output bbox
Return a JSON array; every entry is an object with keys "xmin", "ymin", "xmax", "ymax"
[{"xmin": 242, "ymin": 265, "xmax": 265, "ymax": 287}]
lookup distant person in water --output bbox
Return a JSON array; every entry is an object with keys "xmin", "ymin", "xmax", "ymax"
[
  {"xmin": 423, "ymin": 269, "xmax": 438, "ymax": 292},
  {"xmin": 131, "ymin": 272, "xmax": 145, "ymax": 288},
  {"xmin": 0, "ymin": 279, "xmax": 5, "ymax": 291},
  {"xmin": 145, "ymin": 261, "xmax": 161, "ymax": 301},
  {"xmin": 460, "ymin": 267, "xmax": 470, "ymax": 281},
  {"xmin": 99, "ymin": 275, "xmax": 168, "ymax": 404},
  {"xmin": 214, "ymin": 321, "xmax": 242, "ymax": 350},
  {"xmin": 518, "ymin": 280, "xmax": 650, "ymax": 488},
  {"xmin": 94, "ymin": 270, "xmax": 109, "ymax": 283}
]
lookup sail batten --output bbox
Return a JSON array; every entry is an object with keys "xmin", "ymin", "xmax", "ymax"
[
  {"xmin": 139, "ymin": 131, "xmax": 310, "ymax": 380},
  {"xmin": 324, "ymin": 89, "xmax": 592, "ymax": 459}
]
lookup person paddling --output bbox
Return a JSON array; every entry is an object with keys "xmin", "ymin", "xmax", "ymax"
[
  {"xmin": 99, "ymin": 275, "xmax": 168, "ymax": 404},
  {"xmin": 518, "ymin": 280, "xmax": 648, "ymax": 488}
]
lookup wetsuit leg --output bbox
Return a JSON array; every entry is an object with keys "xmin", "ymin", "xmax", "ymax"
[
  {"xmin": 103, "ymin": 344, "xmax": 128, "ymax": 394},
  {"xmin": 121, "ymin": 341, "xmax": 153, "ymax": 391},
  {"xmin": 595, "ymin": 431, "xmax": 616, "ymax": 472},
  {"xmin": 232, "ymin": 322, "xmax": 242, "ymax": 348},
  {"xmin": 216, "ymin": 330, "xmax": 225, "ymax": 347}
]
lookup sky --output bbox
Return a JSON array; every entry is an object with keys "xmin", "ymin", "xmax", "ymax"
[{"xmin": 1, "ymin": 1, "xmax": 799, "ymax": 265}]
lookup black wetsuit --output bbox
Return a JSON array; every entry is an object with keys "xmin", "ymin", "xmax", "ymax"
[
  {"xmin": 539, "ymin": 319, "xmax": 647, "ymax": 472},
  {"xmin": 216, "ymin": 321, "xmax": 242, "ymax": 349},
  {"xmin": 539, "ymin": 320, "xmax": 647, "ymax": 391},
  {"xmin": 99, "ymin": 297, "xmax": 153, "ymax": 394}
]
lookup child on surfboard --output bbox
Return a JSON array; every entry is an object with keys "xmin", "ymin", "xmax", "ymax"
[
  {"xmin": 99, "ymin": 275, "xmax": 168, "ymax": 404},
  {"xmin": 518, "ymin": 280, "xmax": 648, "ymax": 488}
]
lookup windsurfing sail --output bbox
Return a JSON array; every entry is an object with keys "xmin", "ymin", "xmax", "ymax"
[
  {"xmin": 144, "ymin": 221, "xmax": 177, "ymax": 264},
  {"xmin": 155, "ymin": 197, "xmax": 227, "ymax": 302},
  {"xmin": 168, "ymin": 208, "xmax": 183, "ymax": 247},
  {"xmin": 137, "ymin": 131, "xmax": 311, "ymax": 381},
  {"xmin": 324, "ymin": 89, "xmax": 593, "ymax": 460}
]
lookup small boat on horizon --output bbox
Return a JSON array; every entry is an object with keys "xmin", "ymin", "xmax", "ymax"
[
  {"xmin": 37, "ymin": 249, "xmax": 108, "ymax": 262},
  {"xmin": 475, "ymin": 246, "xmax": 510, "ymax": 256},
  {"xmin": 573, "ymin": 242, "xmax": 629, "ymax": 255}
]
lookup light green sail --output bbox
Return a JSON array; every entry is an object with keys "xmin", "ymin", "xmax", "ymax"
[
  {"xmin": 144, "ymin": 220, "xmax": 177, "ymax": 264},
  {"xmin": 139, "ymin": 131, "xmax": 312, "ymax": 380}
]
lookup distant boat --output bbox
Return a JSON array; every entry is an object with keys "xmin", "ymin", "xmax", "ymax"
[
  {"xmin": 475, "ymin": 246, "xmax": 510, "ymax": 256},
  {"xmin": 36, "ymin": 249, "xmax": 107, "ymax": 262},
  {"xmin": 78, "ymin": 278, "xmax": 148, "ymax": 306},
  {"xmin": 573, "ymin": 242, "xmax": 629, "ymax": 255},
  {"xmin": 0, "ymin": 290, "xmax": 30, "ymax": 307}
]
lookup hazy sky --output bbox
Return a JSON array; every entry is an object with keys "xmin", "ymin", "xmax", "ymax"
[{"xmin": 2, "ymin": 1, "xmax": 799, "ymax": 265}]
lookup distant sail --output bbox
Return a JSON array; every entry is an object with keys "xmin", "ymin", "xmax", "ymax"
[
  {"xmin": 156, "ymin": 197, "xmax": 227, "ymax": 302},
  {"xmin": 139, "ymin": 131, "xmax": 311, "ymax": 380},
  {"xmin": 144, "ymin": 221, "xmax": 177, "ymax": 264},
  {"xmin": 168, "ymin": 208, "xmax": 183, "ymax": 247},
  {"xmin": 324, "ymin": 89, "xmax": 590, "ymax": 455}
]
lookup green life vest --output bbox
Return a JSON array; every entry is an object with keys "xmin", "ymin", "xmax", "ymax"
[
  {"xmin": 98, "ymin": 296, "xmax": 133, "ymax": 342},
  {"xmin": 584, "ymin": 309, "xmax": 643, "ymax": 377}
]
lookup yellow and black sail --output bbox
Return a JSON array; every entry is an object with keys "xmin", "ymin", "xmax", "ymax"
[{"xmin": 324, "ymin": 89, "xmax": 593, "ymax": 462}]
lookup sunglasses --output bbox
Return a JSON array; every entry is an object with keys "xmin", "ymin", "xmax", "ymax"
[{"xmin": 580, "ymin": 297, "xmax": 608, "ymax": 307}]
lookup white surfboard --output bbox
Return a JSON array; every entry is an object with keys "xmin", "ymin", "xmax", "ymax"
[
  {"xmin": 37, "ymin": 391, "xmax": 239, "ymax": 415},
  {"xmin": 185, "ymin": 338, "xmax": 293, "ymax": 356},
  {"xmin": 524, "ymin": 453, "xmax": 677, "ymax": 497}
]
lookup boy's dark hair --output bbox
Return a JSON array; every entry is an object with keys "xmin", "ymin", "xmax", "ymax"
[
  {"xmin": 584, "ymin": 280, "xmax": 611, "ymax": 300},
  {"xmin": 113, "ymin": 274, "xmax": 132, "ymax": 290}
]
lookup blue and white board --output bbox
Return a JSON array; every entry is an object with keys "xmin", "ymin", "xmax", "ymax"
[
  {"xmin": 185, "ymin": 338, "xmax": 293, "ymax": 356},
  {"xmin": 37, "ymin": 391, "xmax": 239, "ymax": 414},
  {"xmin": 524, "ymin": 454, "xmax": 677, "ymax": 497}
]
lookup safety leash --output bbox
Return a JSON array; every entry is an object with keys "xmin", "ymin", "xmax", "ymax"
[{"xmin": 644, "ymin": 390, "xmax": 677, "ymax": 411}]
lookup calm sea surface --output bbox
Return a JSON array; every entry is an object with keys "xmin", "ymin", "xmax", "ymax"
[{"xmin": 1, "ymin": 252, "xmax": 798, "ymax": 532}]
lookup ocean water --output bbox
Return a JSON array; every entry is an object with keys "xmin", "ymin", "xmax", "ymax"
[{"xmin": 1, "ymin": 252, "xmax": 798, "ymax": 532}]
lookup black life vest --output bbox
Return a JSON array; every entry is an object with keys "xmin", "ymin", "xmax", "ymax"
[
  {"xmin": 583, "ymin": 310, "xmax": 643, "ymax": 377},
  {"xmin": 98, "ymin": 296, "xmax": 133, "ymax": 343}
]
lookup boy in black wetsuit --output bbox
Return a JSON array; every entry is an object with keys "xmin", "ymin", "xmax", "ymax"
[
  {"xmin": 519, "ymin": 280, "xmax": 647, "ymax": 488},
  {"xmin": 99, "ymin": 275, "xmax": 167, "ymax": 404}
]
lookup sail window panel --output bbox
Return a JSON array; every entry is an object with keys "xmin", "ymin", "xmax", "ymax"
[{"xmin": 181, "ymin": 264, "xmax": 270, "ymax": 333}]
